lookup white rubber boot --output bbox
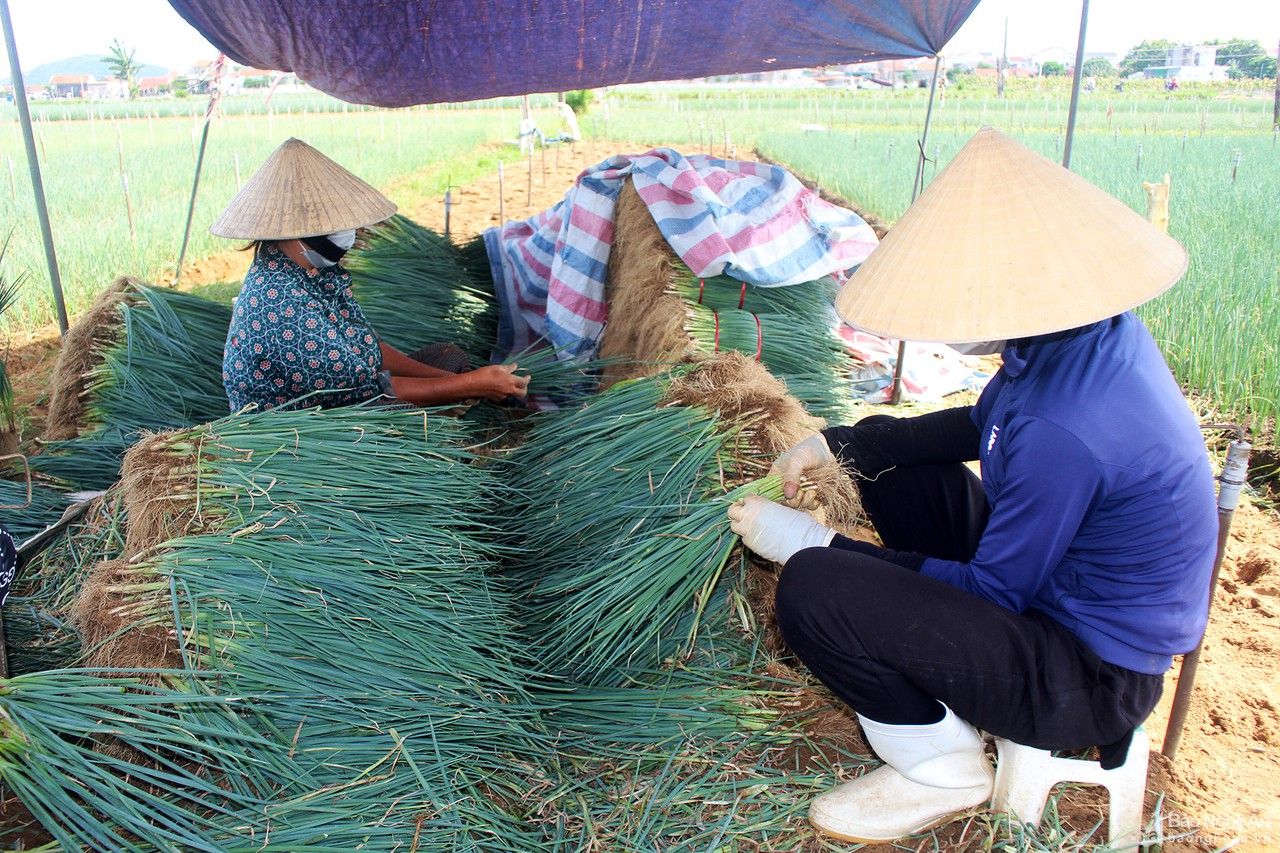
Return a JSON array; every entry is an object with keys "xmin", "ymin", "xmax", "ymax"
[{"xmin": 808, "ymin": 705, "xmax": 994, "ymax": 843}]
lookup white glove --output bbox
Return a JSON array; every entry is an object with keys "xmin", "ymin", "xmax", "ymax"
[
  {"xmin": 769, "ymin": 432, "xmax": 836, "ymax": 507},
  {"xmin": 727, "ymin": 495, "xmax": 836, "ymax": 565}
]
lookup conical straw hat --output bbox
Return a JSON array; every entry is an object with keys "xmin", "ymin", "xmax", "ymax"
[
  {"xmin": 835, "ymin": 126, "xmax": 1187, "ymax": 343},
  {"xmin": 210, "ymin": 138, "xmax": 396, "ymax": 240}
]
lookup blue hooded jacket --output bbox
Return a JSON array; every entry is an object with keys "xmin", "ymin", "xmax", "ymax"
[{"xmin": 919, "ymin": 313, "xmax": 1218, "ymax": 674}]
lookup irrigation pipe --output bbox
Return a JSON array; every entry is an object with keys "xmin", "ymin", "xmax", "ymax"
[
  {"xmin": 889, "ymin": 53, "xmax": 942, "ymax": 405},
  {"xmin": 0, "ymin": 0, "xmax": 68, "ymax": 334},
  {"xmin": 1162, "ymin": 431, "xmax": 1252, "ymax": 759}
]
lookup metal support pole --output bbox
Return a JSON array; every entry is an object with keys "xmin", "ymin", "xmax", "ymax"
[
  {"xmin": 889, "ymin": 54, "xmax": 943, "ymax": 405},
  {"xmin": 175, "ymin": 55, "xmax": 224, "ymax": 285},
  {"xmin": 1, "ymin": 0, "xmax": 68, "ymax": 334},
  {"xmin": 1062, "ymin": 0, "xmax": 1090, "ymax": 169},
  {"xmin": 175, "ymin": 120, "xmax": 212, "ymax": 285},
  {"xmin": 1163, "ymin": 437, "xmax": 1251, "ymax": 759}
]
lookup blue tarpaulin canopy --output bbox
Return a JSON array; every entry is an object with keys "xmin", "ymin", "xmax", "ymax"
[{"xmin": 166, "ymin": 1, "xmax": 981, "ymax": 107}]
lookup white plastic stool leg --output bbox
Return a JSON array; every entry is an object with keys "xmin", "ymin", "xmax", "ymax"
[{"xmin": 991, "ymin": 728, "xmax": 1149, "ymax": 849}]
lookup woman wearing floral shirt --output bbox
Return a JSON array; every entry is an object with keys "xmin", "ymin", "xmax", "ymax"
[{"xmin": 213, "ymin": 138, "xmax": 528, "ymax": 412}]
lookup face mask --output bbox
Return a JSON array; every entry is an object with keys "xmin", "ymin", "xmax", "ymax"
[
  {"xmin": 950, "ymin": 340, "xmax": 1007, "ymax": 356},
  {"xmin": 300, "ymin": 229, "xmax": 357, "ymax": 269}
]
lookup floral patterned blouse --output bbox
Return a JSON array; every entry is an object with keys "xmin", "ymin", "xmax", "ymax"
[{"xmin": 222, "ymin": 244, "xmax": 385, "ymax": 412}]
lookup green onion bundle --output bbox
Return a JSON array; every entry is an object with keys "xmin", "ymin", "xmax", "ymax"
[
  {"xmin": 37, "ymin": 404, "xmax": 546, "ymax": 847},
  {"xmin": 525, "ymin": 626, "xmax": 839, "ymax": 850},
  {"xmin": 347, "ymin": 215, "xmax": 499, "ymax": 362},
  {"xmin": 83, "ymin": 287, "xmax": 231, "ymax": 433},
  {"xmin": 671, "ymin": 268, "xmax": 841, "ymax": 319},
  {"xmin": 684, "ymin": 301, "xmax": 855, "ymax": 422},
  {"xmin": 0, "ymin": 478, "xmax": 69, "ymax": 542},
  {"xmin": 458, "ymin": 232, "xmax": 494, "ymax": 292},
  {"xmin": 32, "ymin": 286, "xmax": 232, "ymax": 490},
  {"xmin": 0, "ymin": 671, "xmax": 295, "ymax": 852},
  {"xmin": 502, "ymin": 367, "xmax": 784, "ymax": 685},
  {"xmin": 1, "ymin": 495, "xmax": 123, "ymax": 676},
  {"xmin": 0, "ymin": 241, "xmax": 23, "ymax": 437}
]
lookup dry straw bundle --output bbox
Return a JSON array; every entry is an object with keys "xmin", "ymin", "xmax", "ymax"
[
  {"xmin": 43, "ymin": 277, "xmax": 137, "ymax": 442},
  {"xmin": 599, "ymin": 181, "xmax": 857, "ymax": 421}
]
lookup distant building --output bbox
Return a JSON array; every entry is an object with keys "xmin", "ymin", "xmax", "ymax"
[
  {"xmin": 1144, "ymin": 44, "xmax": 1229, "ymax": 82},
  {"xmin": 1026, "ymin": 47, "xmax": 1074, "ymax": 72},
  {"xmin": 1168, "ymin": 44, "xmax": 1217, "ymax": 67},
  {"xmin": 48, "ymin": 73, "xmax": 92, "ymax": 97},
  {"xmin": 83, "ymin": 77, "xmax": 128, "ymax": 100},
  {"xmin": 45, "ymin": 74, "xmax": 126, "ymax": 99},
  {"xmin": 139, "ymin": 73, "xmax": 176, "ymax": 96}
]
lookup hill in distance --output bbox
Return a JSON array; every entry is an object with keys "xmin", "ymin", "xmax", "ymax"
[{"xmin": 7, "ymin": 54, "xmax": 173, "ymax": 85}]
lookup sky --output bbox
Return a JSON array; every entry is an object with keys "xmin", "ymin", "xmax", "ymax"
[{"xmin": 2, "ymin": 0, "xmax": 1278, "ymax": 79}]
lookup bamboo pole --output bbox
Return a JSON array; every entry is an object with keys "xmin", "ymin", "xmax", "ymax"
[{"xmin": 0, "ymin": 0, "xmax": 68, "ymax": 334}]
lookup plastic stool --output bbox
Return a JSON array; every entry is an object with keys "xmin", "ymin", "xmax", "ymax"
[{"xmin": 991, "ymin": 727, "xmax": 1149, "ymax": 849}]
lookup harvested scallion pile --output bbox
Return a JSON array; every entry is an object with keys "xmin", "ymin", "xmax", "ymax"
[
  {"xmin": 671, "ymin": 268, "xmax": 841, "ymax": 319},
  {"xmin": 684, "ymin": 301, "xmax": 854, "ymax": 422},
  {"xmin": 0, "ymin": 671, "xmax": 293, "ymax": 853},
  {"xmin": 31, "ymin": 285, "xmax": 231, "ymax": 490},
  {"xmin": 24, "ymin": 404, "xmax": 547, "ymax": 847},
  {"xmin": 347, "ymin": 214, "xmax": 499, "ymax": 361},
  {"xmin": 0, "ymin": 477, "xmax": 68, "ymax": 541},
  {"xmin": 502, "ymin": 367, "xmax": 784, "ymax": 685}
]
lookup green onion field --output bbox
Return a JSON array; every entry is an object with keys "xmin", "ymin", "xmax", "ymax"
[{"xmin": 1, "ymin": 78, "xmax": 1277, "ymax": 426}]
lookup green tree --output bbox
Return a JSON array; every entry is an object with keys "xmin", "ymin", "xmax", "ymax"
[
  {"xmin": 1082, "ymin": 57, "xmax": 1117, "ymax": 77},
  {"xmin": 1041, "ymin": 61, "xmax": 1066, "ymax": 76},
  {"xmin": 103, "ymin": 38, "xmax": 141, "ymax": 98},
  {"xmin": 1119, "ymin": 39, "xmax": 1176, "ymax": 76},
  {"xmin": 1244, "ymin": 54, "xmax": 1277, "ymax": 80},
  {"xmin": 1212, "ymin": 38, "xmax": 1266, "ymax": 78}
]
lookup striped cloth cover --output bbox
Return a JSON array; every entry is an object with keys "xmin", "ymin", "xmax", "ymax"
[{"xmin": 483, "ymin": 147, "xmax": 878, "ymax": 364}]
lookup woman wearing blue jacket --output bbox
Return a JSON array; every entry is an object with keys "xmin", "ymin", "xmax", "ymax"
[{"xmin": 728, "ymin": 128, "xmax": 1218, "ymax": 842}]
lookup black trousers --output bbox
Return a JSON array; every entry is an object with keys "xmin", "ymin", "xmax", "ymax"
[{"xmin": 775, "ymin": 432, "xmax": 1163, "ymax": 759}]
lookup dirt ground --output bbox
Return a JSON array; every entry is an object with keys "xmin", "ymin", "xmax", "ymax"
[{"xmin": 4, "ymin": 139, "xmax": 1279, "ymax": 850}]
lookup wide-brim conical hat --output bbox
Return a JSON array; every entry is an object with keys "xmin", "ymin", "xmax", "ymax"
[
  {"xmin": 835, "ymin": 126, "xmax": 1187, "ymax": 343},
  {"xmin": 210, "ymin": 138, "xmax": 396, "ymax": 240}
]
